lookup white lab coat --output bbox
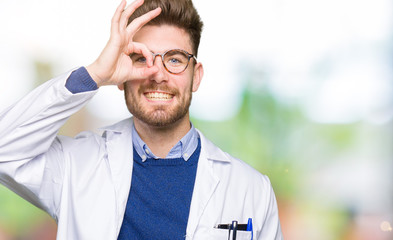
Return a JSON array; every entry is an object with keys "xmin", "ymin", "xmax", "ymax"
[{"xmin": 0, "ymin": 70, "xmax": 283, "ymax": 240}]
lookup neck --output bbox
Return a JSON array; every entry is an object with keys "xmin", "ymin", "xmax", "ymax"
[{"xmin": 133, "ymin": 114, "xmax": 191, "ymax": 158}]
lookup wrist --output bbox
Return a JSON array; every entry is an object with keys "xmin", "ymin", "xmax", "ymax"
[{"xmin": 86, "ymin": 63, "xmax": 105, "ymax": 87}]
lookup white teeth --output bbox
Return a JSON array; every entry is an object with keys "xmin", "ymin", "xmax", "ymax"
[{"xmin": 145, "ymin": 92, "xmax": 173, "ymax": 101}]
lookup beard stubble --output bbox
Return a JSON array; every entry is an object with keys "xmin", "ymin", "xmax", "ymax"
[{"xmin": 124, "ymin": 81, "xmax": 193, "ymax": 127}]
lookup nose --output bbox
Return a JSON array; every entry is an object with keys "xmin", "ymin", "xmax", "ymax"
[{"xmin": 150, "ymin": 53, "xmax": 167, "ymax": 83}]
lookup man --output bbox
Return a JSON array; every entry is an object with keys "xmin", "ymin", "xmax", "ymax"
[{"xmin": 0, "ymin": 0, "xmax": 283, "ymax": 239}]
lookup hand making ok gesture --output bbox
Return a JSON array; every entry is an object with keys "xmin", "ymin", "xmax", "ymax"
[{"xmin": 86, "ymin": 0, "xmax": 161, "ymax": 87}]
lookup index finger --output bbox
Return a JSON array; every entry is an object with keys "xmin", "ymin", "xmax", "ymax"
[
  {"xmin": 111, "ymin": 0, "xmax": 128, "ymax": 35},
  {"xmin": 119, "ymin": 0, "xmax": 145, "ymax": 30}
]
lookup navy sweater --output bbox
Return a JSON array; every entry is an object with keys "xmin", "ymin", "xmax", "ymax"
[{"xmin": 117, "ymin": 139, "xmax": 201, "ymax": 240}]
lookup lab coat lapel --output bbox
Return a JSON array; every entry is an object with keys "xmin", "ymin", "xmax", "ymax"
[
  {"xmin": 186, "ymin": 131, "xmax": 230, "ymax": 238},
  {"xmin": 101, "ymin": 118, "xmax": 134, "ymax": 234}
]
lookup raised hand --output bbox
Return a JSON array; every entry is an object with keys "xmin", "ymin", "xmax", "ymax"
[{"xmin": 86, "ymin": 0, "xmax": 161, "ymax": 87}]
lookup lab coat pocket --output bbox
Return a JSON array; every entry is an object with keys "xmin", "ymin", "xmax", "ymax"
[{"xmin": 209, "ymin": 228, "xmax": 252, "ymax": 240}]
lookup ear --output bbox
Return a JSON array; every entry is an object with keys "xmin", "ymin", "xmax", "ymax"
[
  {"xmin": 192, "ymin": 62, "xmax": 204, "ymax": 92},
  {"xmin": 117, "ymin": 83, "xmax": 124, "ymax": 91}
]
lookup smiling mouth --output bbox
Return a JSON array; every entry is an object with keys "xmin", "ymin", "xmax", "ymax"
[{"xmin": 144, "ymin": 91, "xmax": 174, "ymax": 101}]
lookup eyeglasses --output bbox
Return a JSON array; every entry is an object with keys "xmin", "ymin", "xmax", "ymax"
[{"xmin": 130, "ymin": 49, "xmax": 197, "ymax": 74}]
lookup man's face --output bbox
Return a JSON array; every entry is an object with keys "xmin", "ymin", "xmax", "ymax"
[{"xmin": 123, "ymin": 25, "xmax": 203, "ymax": 127}]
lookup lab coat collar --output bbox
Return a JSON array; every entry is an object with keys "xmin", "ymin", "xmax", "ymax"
[{"xmin": 196, "ymin": 129, "xmax": 231, "ymax": 163}]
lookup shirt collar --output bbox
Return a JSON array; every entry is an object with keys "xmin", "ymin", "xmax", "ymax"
[{"xmin": 132, "ymin": 122, "xmax": 199, "ymax": 162}]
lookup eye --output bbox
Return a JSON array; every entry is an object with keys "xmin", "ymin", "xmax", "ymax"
[
  {"xmin": 135, "ymin": 56, "xmax": 147, "ymax": 63},
  {"xmin": 130, "ymin": 54, "xmax": 147, "ymax": 64},
  {"xmin": 168, "ymin": 57, "xmax": 182, "ymax": 64},
  {"xmin": 136, "ymin": 57, "xmax": 146, "ymax": 63},
  {"xmin": 164, "ymin": 51, "xmax": 188, "ymax": 66}
]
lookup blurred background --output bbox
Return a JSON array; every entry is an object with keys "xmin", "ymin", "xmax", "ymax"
[{"xmin": 0, "ymin": 0, "xmax": 392, "ymax": 239}]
